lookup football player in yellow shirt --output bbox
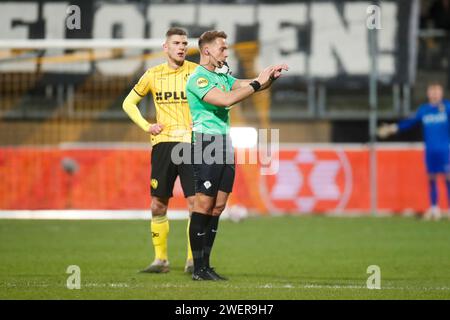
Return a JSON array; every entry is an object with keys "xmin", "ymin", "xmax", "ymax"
[{"xmin": 122, "ymin": 27, "xmax": 197, "ymax": 273}]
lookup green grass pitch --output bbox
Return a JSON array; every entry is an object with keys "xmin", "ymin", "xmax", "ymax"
[{"xmin": 1, "ymin": 215, "xmax": 450, "ymax": 299}]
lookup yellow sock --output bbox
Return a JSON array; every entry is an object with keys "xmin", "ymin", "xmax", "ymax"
[
  {"xmin": 186, "ymin": 217, "xmax": 193, "ymax": 261},
  {"xmin": 151, "ymin": 215, "xmax": 169, "ymax": 261}
]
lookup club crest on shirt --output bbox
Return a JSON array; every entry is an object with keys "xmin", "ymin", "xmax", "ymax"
[
  {"xmin": 197, "ymin": 77, "xmax": 208, "ymax": 88},
  {"xmin": 151, "ymin": 179, "xmax": 158, "ymax": 189}
]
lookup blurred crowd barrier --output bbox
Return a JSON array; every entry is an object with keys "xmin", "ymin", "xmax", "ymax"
[{"xmin": 0, "ymin": 0, "xmax": 418, "ymax": 132}]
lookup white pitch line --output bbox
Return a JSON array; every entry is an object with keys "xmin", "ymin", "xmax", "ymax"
[
  {"xmin": 0, "ymin": 209, "xmax": 243, "ymax": 221},
  {"xmin": 2, "ymin": 281, "xmax": 450, "ymax": 292}
]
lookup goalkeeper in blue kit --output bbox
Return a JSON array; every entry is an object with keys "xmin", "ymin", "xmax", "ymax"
[{"xmin": 378, "ymin": 82, "xmax": 450, "ymax": 220}]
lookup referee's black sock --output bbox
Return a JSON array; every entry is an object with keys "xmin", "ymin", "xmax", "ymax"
[
  {"xmin": 204, "ymin": 215, "xmax": 220, "ymax": 268},
  {"xmin": 189, "ymin": 212, "xmax": 211, "ymax": 273}
]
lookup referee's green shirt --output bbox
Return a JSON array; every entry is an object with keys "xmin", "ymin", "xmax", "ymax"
[{"xmin": 186, "ymin": 66, "xmax": 237, "ymax": 136}]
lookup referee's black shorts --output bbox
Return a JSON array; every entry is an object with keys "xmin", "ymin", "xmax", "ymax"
[
  {"xmin": 150, "ymin": 142, "xmax": 195, "ymax": 198},
  {"xmin": 191, "ymin": 132, "xmax": 235, "ymax": 197}
]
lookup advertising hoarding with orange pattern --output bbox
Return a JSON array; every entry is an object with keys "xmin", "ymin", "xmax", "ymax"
[{"xmin": 0, "ymin": 145, "xmax": 439, "ymax": 213}]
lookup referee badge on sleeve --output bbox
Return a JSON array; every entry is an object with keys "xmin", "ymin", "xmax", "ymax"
[
  {"xmin": 151, "ymin": 179, "xmax": 158, "ymax": 189},
  {"xmin": 197, "ymin": 77, "xmax": 208, "ymax": 88}
]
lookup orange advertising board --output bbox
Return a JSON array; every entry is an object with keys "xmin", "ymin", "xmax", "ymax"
[{"xmin": 0, "ymin": 145, "xmax": 439, "ymax": 213}]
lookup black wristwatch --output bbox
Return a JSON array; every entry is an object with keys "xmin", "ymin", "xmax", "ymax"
[{"xmin": 249, "ymin": 80, "xmax": 261, "ymax": 92}]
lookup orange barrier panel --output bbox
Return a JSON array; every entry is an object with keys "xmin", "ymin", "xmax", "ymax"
[
  {"xmin": 0, "ymin": 146, "xmax": 440, "ymax": 213},
  {"xmin": 258, "ymin": 148, "xmax": 370, "ymax": 214}
]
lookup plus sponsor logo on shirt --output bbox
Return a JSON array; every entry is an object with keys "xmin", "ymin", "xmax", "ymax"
[{"xmin": 155, "ymin": 91, "xmax": 187, "ymax": 101}]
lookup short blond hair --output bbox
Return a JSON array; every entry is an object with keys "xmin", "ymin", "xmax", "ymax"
[{"xmin": 198, "ymin": 30, "xmax": 227, "ymax": 49}]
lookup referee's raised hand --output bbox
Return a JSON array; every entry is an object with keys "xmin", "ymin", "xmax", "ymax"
[
  {"xmin": 258, "ymin": 64, "xmax": 289, "ymax": 90},
  {"xmin": 272, "ymin": 64, "xmax": 289, "ymax": 80},
  {"xmin": 257, "ymin": 66, "xmax": 276, "ymax": 87}
]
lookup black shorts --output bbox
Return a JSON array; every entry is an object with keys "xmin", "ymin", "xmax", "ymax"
[
  {"xmin": 150, "ymin": 142, "xmax": 195, "ymax": 198},
  {"xmin": 191, "ymin": 132, "xmax": 235, "ymax": 197}
]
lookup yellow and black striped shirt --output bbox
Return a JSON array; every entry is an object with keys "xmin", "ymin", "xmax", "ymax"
[{"xmin": 133, "ymin": 60, "xmax": 198, "ymax": 146}]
